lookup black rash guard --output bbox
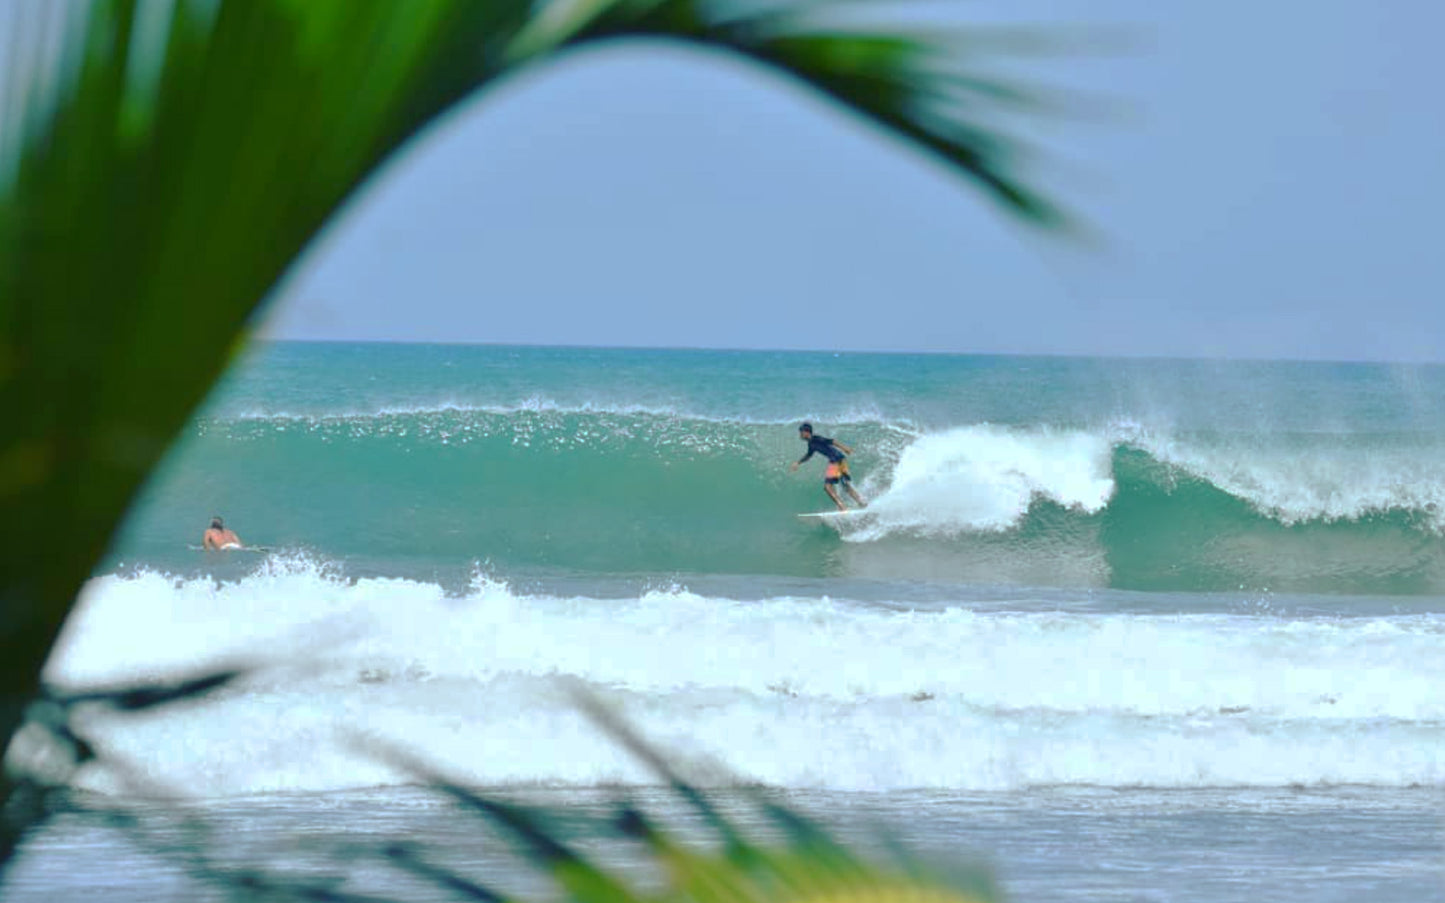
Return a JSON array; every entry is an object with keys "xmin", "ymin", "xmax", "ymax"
[{"xmin": 798, "ymin": 435, "xmax": 846, "ymax": 464}]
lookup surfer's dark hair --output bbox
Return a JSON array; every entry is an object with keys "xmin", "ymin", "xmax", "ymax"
[
  {"xmin": 799, "ymin": 422, "xmax": 812, "ymax": 433},
  {"xmin": 210, "ymin": 517, "xmax": 223, "ymax": 529}
]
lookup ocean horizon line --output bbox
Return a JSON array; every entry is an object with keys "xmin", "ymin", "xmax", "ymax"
[{"xmin": 249, "ymin": 336, "xmax": 1445, "ymax": 369}]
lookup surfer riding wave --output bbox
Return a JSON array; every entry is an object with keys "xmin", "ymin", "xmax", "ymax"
[{"xmin": 790, "ymin": 422, "xmax": 866, "ymax": 511}]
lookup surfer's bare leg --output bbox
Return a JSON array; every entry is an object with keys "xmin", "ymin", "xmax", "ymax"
[
  {"xmin": 844, "ymin": 483, "xmax": 866, "ymax": 508},
  {"xmin": 824, "ymin": 484, "xmax": 846, "ymax": 511}
]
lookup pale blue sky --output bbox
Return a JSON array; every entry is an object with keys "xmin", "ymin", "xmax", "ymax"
[{"xmin": 264, "ymin": 1, "xmax": 1445, "ymax": 362}]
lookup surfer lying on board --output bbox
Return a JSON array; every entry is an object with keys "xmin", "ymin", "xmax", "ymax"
[
  {"xmin": 202, "ymin": 516, "xmax": 244, "ymax": 550},
  {"xmin": 790, "ymin": 422, "xmax": 866, "ymax": 511}
]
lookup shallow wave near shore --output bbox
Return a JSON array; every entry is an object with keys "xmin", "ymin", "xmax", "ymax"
[{"xmin": 51, "ymin": 564, "xmax": 1445, "ymax": 796}]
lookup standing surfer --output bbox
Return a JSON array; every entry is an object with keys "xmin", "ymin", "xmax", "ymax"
[{"xmin": 790, "ymin": 422, "xmax": 866, "ymax": 511}]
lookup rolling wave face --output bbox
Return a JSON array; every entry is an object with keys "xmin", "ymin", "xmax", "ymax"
[
  {"xmin": 42, "ymin": 568, "xmax": 1445, "ymax": 795},
  {"xmin": 116, "ymin": 409, "xmax": 1445, "ymax": 594}
]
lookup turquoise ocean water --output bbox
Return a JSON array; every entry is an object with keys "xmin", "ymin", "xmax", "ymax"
[{"xmin": 10, "ymin": 342, "xmax": 1445, "ymax": 901}]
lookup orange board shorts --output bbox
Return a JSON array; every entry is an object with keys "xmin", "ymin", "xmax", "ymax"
[{"xmin": 824, "ymin": 460, "xmax": 851, "ymax": 484}]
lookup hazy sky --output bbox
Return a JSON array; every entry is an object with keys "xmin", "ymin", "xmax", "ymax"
[{"xmin": 264, "ymin": 1, "xmax": 1445, "ymax": 362}]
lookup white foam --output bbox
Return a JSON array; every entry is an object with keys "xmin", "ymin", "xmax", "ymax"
[
  {"xmin": 44, "ymin": 556, "xmax": 454, "ymax": 687},
  {"xmin": 1134, "ymin": 432, "xmax": 1445, "ymax": 528},
  {"xmin": 844, "ymin": 423, "xmax": 1445, "ymax": 538},
  {"xmin": 853, "ymin": 426, "xmax": 1115, "ymax": 537},
  {"xmin": 33, "ymin": 571, "xmax": 1445, "ymax": 796}
]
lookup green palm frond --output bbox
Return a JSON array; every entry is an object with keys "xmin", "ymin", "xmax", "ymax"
[
  {"xmin": 536, "ymin": 2, "xmax": 1072, "ymax": 224},
  {"xmin": 357, "ymin": 702, "xmax": 1000, "ymax": 903},
  {"xmin": 0, "ymin": 0, "xmax": 1089, "ymax": 867},
  {"xmin": 18, "ymin": 689, "xmax": 1002, "ymax": 901}
]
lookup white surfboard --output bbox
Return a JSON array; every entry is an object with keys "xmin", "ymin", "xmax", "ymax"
[{"xmin": 797, "ymin": 509, "xmax": 867, "ymax": 520}]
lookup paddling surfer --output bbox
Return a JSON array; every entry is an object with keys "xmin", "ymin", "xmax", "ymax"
[
  {"xmin": 790, "ymin": 422, "xmax": 866, "ymax": 511},
  {"xmin": 202, "ymin": 516, "xmax": 243, "ymax": 550}
]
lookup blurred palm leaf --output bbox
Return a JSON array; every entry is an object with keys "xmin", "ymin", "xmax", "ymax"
[
  {"xmin": 350, "ymin": 699, "xmax": 1001, "ymax": 903},
  {"xmin": 0, "ymin": 0, "xmax": 1081, "ymax": 865},
  {"xmin": 25, "ymin": 694, "xmax": 1000, "ymax": 901}
]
